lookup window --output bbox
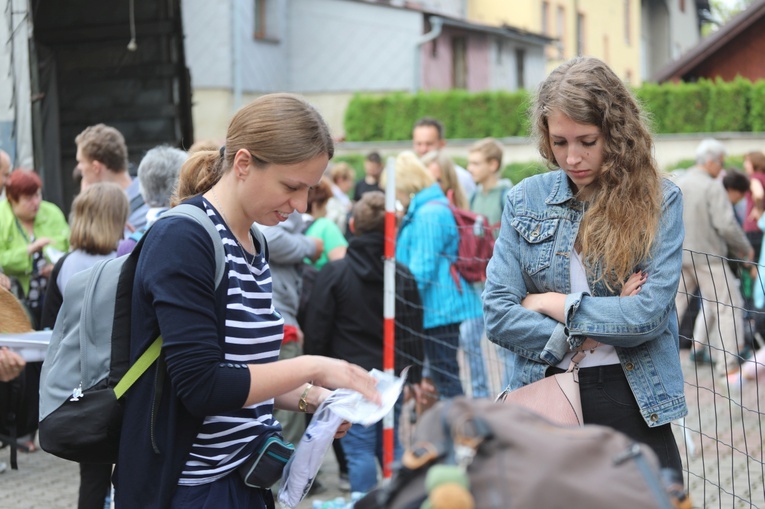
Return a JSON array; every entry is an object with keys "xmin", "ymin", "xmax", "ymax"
[
  {"xmin": 254, "ymin": 0, "xmax": 279, "ymax": 41},
  {"xmin": 516, "ymin": 48, "xmax": 526, "ymax": 89},
  {"xmin": 452, "ymin": 37, "xmax": 467, "ymax": 89},
  {"xmin": 557, "ymin": 6, "xmax": 566, "ymax": 59},
  {"xmin": 679, "ymin": 0, "xmax": 685, "ymax": 13},
  {"xmin": 496, "ymin": 40, "xmax": 503, "ymax": 65},
  {"xmin": 542, "ymin": 2, "xmax": 550, "ymax": 34},
  {"xmin": 576, "ymin": 12, "xmax": 585, "ymax": 55},
  {"xmin": 624, "ymin": 0, "xmax": 631, "ymax": 46}
]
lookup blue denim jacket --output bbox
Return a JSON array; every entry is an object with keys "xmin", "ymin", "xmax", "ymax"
[
  {"xmin": 483, "ymin": 170, "xmax": 687, "ymax": 427},
  {"xmin": 397, "ymin": 183, "xmax": 482, "ymax": 330}
]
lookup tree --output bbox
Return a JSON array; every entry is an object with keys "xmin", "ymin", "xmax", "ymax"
[{"xmin": 702, "ymin": 0, "xmax": 755, "ymax": 35}]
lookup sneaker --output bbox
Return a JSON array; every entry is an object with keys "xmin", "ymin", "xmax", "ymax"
[
  {"xmin": 308, "ymin": 478, "xmax": 327, "ymax": 496},
  {"xmin": 0, "ymin": 462, "xmax": 6, "ymax": 474},
  {"xmin": 338, "ymin": 472, "xmax": 351, "ymax": 492},
  {"xmin": 690, "ymin": 347, "xmax": 714, "ymax": 365}
]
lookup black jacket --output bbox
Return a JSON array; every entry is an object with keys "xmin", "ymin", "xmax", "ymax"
[{"xmin": 303, "ymin": 232, "xmax": 424, "ymax": 383}]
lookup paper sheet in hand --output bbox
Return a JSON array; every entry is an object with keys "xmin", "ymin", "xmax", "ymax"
[
  {"xmin": 0, "ymin": 330, "xmax": 52, "ymax": 362},
  {"xmin": 321, "ymin": 367, "xmax": 408, "ymax": 426},
  {"xmin": 278, "ymin": 368, "xmax": 408, "ymax": 509}
]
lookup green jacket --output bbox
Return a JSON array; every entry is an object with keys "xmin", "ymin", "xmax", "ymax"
[{"xmin": 0, "ymin": 199, "xmax": 70, "ymax": 295}]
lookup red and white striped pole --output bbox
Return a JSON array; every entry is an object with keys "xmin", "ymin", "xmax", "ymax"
[{"xmin": 382, "ymin": 156, "xmax": 397, "ymax": 479}]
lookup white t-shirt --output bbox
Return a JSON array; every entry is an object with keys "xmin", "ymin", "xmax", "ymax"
[{"xmin": 556, "ymin": 250, "xmax": 620, "ymax": 369}]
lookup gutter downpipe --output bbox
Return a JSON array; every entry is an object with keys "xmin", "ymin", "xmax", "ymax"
[
  {"xmin": 232, "ymin": 0, "xmax": 243, "ymax": 111},
  {"xmin": 412, "ymin": 16, "xmax": 443, "ymax": 94}
]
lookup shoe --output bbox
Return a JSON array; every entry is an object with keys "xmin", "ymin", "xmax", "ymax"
[
  {"xmin": 0, "ymin": 462, "xmax": 6, "ymax": 474},
  {"xmin": 690, "ymin": 347, "xmax": 714, "ymax": 365},
  {"xmin": 17, "ymin": 440, "xmax": 37, "ymax": 453},
  {"xmin": 308, "ymin": 478, "xmax": 327, "ymax": 496},
  {"xmin": 738, "ymin": 345, "xmax": 753, "ymax": 363},
  {"xmin": 338, "ymin": 472, "xmax": 351, "ymax": 492}
]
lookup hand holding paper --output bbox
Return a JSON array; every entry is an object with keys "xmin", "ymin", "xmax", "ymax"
[{"xmin": 278, "ymin": 368, "xmax": 408, "ymax": 509}]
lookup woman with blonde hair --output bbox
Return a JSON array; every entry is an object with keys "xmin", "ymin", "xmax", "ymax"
[
  {"xmin": 421, "ymin": 149, "xmax": 488, "ymax": 398},
  {"xmin": 40, "ymin": 182, "xmax": 129, "ymax": 509},
  {"xmin": 41, "ymin": 182, "xmax": 128, "ymax": 326},
  {"xmin": 383, "ymin": 151, "xmax": 481, "ymax": 399},
  {"xmin": 421, "ymin": 150, "xmax": 468, "ymax": 210},
  {"xmin": 484, "ymin": 56, "xmax": 686, "ymax": 474},
  {"xmin": 115, "ymin": 93, "xmax": 380, "ymax": 509}
]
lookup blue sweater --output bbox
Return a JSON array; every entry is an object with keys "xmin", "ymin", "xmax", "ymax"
[{"xmin": 114, "ymin": 196, "xmax": 256, "ymax": 508}]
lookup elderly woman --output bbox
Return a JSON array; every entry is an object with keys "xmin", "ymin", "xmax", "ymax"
[
  {"xmin": 117, "ymin": 145, "xmax": 188, "ymax": 255},
  {"xmin": 382, "ymin": 151, "xmax": 481, "ymax": 399},
  {"xmin": 0, "ymin": 170, "xmax": 69, "ymax": 327}
]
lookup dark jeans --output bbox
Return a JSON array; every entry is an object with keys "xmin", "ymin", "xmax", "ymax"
[
  {"xmin": 170, "ymin": 472, "xmax": 274, "ymax": 509},
  {"xmin": 548, "ymin": 363, "xmax": 682, "ymax": 475},
  {"xmin": 423, "ymin": 323, "xmax": 464, "ymax": 398},
  {"xmin": 78, "ymin": 463, "xmax": 111, "ymax": 509}
]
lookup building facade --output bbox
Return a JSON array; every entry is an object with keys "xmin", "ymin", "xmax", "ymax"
[
  {"xmin": 182, "ymin": 0, "xmax": 550, "ymax": 140},
  {"xmin": 465, "ymin": 0, "xmax": 705, "ymax": 85}
]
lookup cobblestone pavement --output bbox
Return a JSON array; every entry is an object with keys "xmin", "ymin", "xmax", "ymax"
[
  {"xmin": 675, "ymin": 350, "xmax": 765, "ymax": 509},
  {"xmin": 0, "ymin": 444, "xmax": 348, "ymax": 509},
  {"xmin": 1, "ymin": 347, "xmax": 763, "ymax": 508}
]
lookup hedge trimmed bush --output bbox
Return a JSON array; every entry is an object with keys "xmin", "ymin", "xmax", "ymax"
[
  {"xmin": 344, "ymin": 78, "xmax": 765, "ymax": 141},
  {"xmin": 750, "ymin": 81, "xmax": 765, "ymax": 132},
  {"xmin": 705, "ymin": 77, "xmax": 751, "ymax": 132}
]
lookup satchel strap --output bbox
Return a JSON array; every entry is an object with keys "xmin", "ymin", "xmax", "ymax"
[{"xmin": 566, "ymin": 350, "xmax": 586, "ymax": 381}]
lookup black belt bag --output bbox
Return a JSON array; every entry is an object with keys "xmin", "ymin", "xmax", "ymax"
[{"xmin": 238, "ymin": 435, "xmax": 295, "ymax": 489}]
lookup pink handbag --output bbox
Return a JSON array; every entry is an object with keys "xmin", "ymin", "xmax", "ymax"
[{"xmin": 497, "ymin": 351, "xmax": 585, "ymax": 426}]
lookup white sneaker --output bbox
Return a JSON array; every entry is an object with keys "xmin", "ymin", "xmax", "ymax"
[{"xmin": 0, "ymin": 462, "xmax": 7, "ymax": 474}]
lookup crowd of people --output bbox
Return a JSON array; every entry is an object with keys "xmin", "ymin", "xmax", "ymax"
[{"xmin": 0, "ymin": 55, "xmax": 763, "ymax": 508}]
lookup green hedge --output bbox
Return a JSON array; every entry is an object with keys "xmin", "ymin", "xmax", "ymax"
[
  {"xmin": 344, "ymin": 78, "xmax": 765, "ymax": 141},
  {"xmin": 344, "ymin": 90, "xmax": 531, "ymax": 142}
]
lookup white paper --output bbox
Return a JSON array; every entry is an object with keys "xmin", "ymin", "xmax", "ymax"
[
  {"xmin": 0, "ymin": 330, "xmax": 51, "ymax": 361},
  {"xmin": 278, "ymin": 368, "xmax": 408, "ymax": 509},
  {"xmin": 321, "ymin": 368, "xmax": 408, "ymax": 426}
]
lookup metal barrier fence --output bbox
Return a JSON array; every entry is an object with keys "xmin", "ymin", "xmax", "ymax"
[{"xmin": 391, "ymin": 246, "xmax": 764, "ymax": 508}]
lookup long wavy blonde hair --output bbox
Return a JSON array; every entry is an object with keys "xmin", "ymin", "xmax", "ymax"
[{"xmin": 531, "ymin": 57, "xmax": 662, "ymax": 291}]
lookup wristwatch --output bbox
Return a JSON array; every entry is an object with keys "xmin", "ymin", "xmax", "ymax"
[{"xmin": 298, "ymin": 383, "xmax": 313, "ymax": 412}]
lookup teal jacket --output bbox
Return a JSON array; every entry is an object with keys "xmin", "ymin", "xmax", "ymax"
[
  {"xmin": 0, "ymin": 199, "xmax": 69, "ymax": 295},
  {"xmin": 396, "ymin": 184, "xmax": 481, "ymax": 329}
]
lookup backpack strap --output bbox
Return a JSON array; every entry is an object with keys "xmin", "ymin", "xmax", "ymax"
[
  {"xmin": 129, "ymin": 191, "xmax": 144, "ymax": 215},
  {"xmin": 162, "ymin": 203, "xmax": 226, "ymax": 288},
  {"xmin": 112, "ymin": 203, "xmax": 229, "ymax": 402},
  {"xmin": 113, "ymin": 204, "xmax": 270, "ymax": 396},
  {"xmin": 114, "ymin": 336, "xmax": 162, "ymax": 400},
  {"xmin": 424, "ymin": 200, "xmax": 465, "ymax": 292}
]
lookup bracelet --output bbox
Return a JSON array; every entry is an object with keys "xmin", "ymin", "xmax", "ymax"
[{"xmin": 298, "ymin": 383, "xmax": 313, "ymax": 413}]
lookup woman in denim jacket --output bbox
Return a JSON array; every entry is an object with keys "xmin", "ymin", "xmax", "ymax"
[
  {"xmin": 484, "ymin": 57, "xmax": 686, "ymax": 473},
  {"xmin": 385, "ymin": 151, "xmax": 482, "ymax": 399}
]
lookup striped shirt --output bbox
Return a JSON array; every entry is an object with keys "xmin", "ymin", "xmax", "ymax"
[{"xmin": 178, "ymin": 200, "xmax": 283, "ymax": 485}]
